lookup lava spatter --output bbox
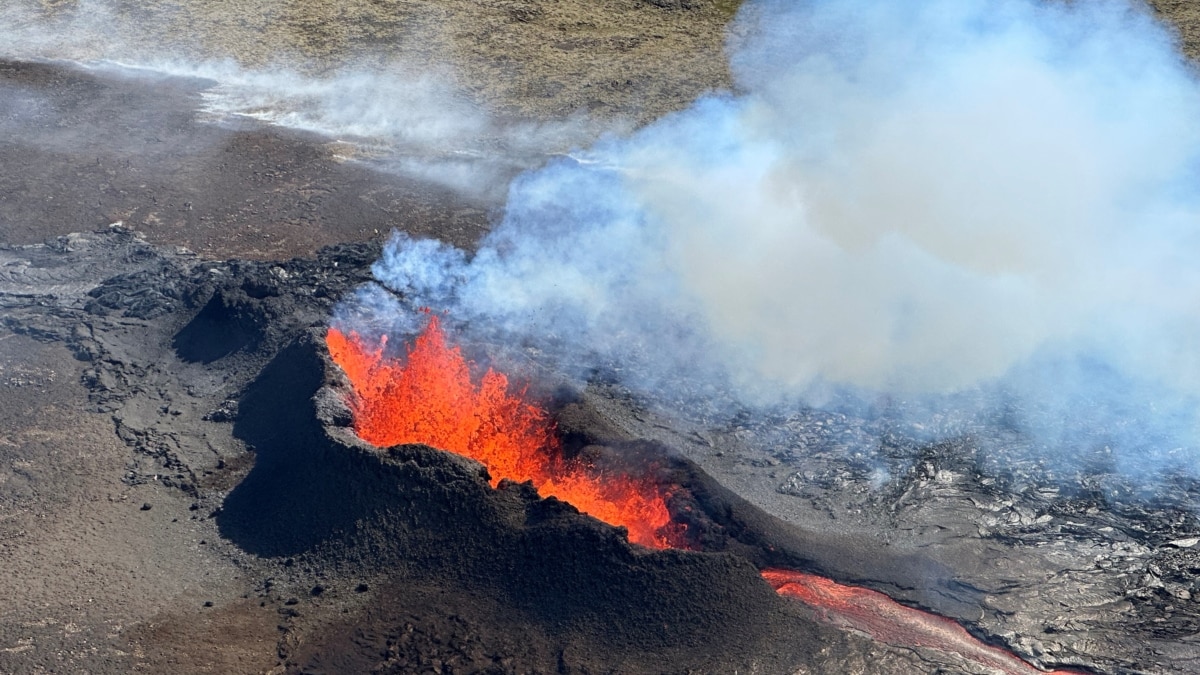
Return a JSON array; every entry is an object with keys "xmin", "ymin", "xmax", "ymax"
[{"xmin": 326, "ymin": 315, "xmax": 681, "ymax": 549}]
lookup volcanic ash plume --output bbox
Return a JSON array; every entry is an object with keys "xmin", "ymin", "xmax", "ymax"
[{"xmin": 352, "ymin": 0, "xmax": 1200, "ymax": 479}]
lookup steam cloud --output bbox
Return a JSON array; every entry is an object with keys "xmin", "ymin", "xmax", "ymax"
[
  {"xmin": 0, "ymin": 1, "xmax": 608, "ymax": 201},
  {"xmin": 185, "ymin": 64, "xmax": 606, "ymax": 200},
  {"xmin": 355, "ymin": 0, "xmax": 1200, "ymax": 479}
]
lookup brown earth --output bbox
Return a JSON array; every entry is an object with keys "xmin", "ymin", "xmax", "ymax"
[
  {"xmin": 4, "ymin": 0, "xmax": 734, "ymax": 121},
  {"xmin": 1148, "ymin": 0, "xmax": 1200, "ymax": 60}
]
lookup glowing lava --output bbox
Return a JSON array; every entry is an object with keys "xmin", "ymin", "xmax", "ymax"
[
  {"xmin": 762, "ymin": 569, "xmax": 1080, "ymax": 674},
  {"xmin": 327, "ymin": 315, "xmax": 1076, "ymax": 673},
  {"xmin": 326, "ymin": 315, "xmax": 680, "ymax": 549}
]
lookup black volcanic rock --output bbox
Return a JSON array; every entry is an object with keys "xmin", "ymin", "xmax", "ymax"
[
  {"xmin": 211, "ymin": 325, "xmax": 1033, "ymax": 672},
  {"xmin": 218, "ymin": 330, "xmax": 818, "ymax": 671},
  {"xmin": 5, "ymin": 227, "xmax": 1199, "ymax": 673}
]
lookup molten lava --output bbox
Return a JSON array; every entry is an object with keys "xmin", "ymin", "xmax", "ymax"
[
  {"xmin": 327, "ymin": 315, "xmax": 1075, "ymax": 673},
  {"xmin": 762, "ymin": 569, "xmax": 1079, "ymax": 675},
  {"xmin": 326, "ymin": 316, "xmax": 680, "ymax": 548}
]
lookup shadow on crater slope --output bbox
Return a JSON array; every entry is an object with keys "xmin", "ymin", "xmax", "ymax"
[{"xmin": 213, "ymin": 328, "xmax": 991, "ymax": 672}]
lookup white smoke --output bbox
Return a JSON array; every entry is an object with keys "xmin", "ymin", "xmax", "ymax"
[
  {"xmin": 147, "ymin": 60, "xmax": 605, "ymax": 200},
  {"xmin": 360, "ymin": 0, "xmax": 1200, "ymax": 477},
  {"xmin": 0, "ymin": 1, "xmax": 611, "ymax": 201}
]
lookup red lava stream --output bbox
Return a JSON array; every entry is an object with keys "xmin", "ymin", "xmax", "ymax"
[
  {"xmin": 763, "ymin": 569, "xmax": 1079, "ymax": 674},
  {"xmin": 327, "ymin": 315, "xmax": 1078, "ymax": 674}
]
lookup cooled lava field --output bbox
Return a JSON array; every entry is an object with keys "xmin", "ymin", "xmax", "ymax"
[{"xmin": 4, "ymin": 1, "xmax": 1200, "ymax": 674}]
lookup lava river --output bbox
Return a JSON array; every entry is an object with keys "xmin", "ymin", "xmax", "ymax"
[{"xmin": 327, "ymin": 315, "xmax": 1079, "ymax": 674}]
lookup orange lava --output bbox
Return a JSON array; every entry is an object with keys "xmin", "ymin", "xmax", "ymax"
[
  {"xmin": 326, "ymin": 315, "xmax": 680, "ymax": 548},
  {"xmin": 326, "ymin": 315, "xmax": 1075, "ymax": 672},
  {"xmin": 762, "ymin": 569, "xmax": 1080, "ymax": 675}
]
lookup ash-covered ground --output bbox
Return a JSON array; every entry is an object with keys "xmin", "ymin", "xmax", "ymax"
[
  {"xmin": 9, "ymin": 221, "xmax": 1200, "ymax": 674},
  {"xmin": 4, "ymin": 1, "xmax": 1200, "ymax": 674}
]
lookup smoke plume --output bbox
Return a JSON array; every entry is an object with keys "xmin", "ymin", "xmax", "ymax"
[
  {"xmin": 357, "ymin": 0, "xmax": 1200, "ymax": 480},
  {"xmin": 178, "ymin": 62, "xmax": 606, "ymax": 200},
  {"xmin": 0, "ymin": 1, "xmax": 609, "ymax": 201}
]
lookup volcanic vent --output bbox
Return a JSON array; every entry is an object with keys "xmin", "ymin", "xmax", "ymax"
[
  {"xmin": 218, "ymin": 328, "xmax": 812, "ymax": 673},
  {"xmin": 327, "ymin": 315, "xmax": 683, "ymax": 549},
  {"xmin": 214, "ymin": 307, "xmax": 1041, "ymax": 672},
  {"xmin": 319, "ymin": 311, "xmax": 1083, "ymax": 675}
]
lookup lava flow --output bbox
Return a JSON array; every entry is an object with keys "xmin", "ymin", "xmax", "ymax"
[
  {"xmin": 326, "ymin": 315, "xmax": 680, "ymax": 548},
  {"xmin": 763, "ymin": 569, "xmax": 1080, "ymax": 674}
]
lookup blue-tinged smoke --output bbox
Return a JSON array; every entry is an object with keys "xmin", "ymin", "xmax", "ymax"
[{"xmin": 359, "ymin": 0, "xmax": 1200, "ymax": 480}]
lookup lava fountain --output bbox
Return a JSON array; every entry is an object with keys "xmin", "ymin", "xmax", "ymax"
[
  {"xmin": 326, "ymin": 314, "xmax": 681, "ymax": 549},
  {"xmin": 327, "ymin": 314, "xmax": 1081, "ymax": 674}
]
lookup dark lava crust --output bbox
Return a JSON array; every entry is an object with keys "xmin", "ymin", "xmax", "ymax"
[
  {"xmin": 0, "ymin": 58, "xmax": 491, "ymax": 260},
  {"xmin": 221, "ymin": 331, "xmax": 809, "ymax": 673},
  {"xmin": 220, "ymin": 324, "xmax": 987, "ymax": 672},
  {"xmin": 3, "ymin": 227, "xmax": 1200, "ymax": 673}
]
